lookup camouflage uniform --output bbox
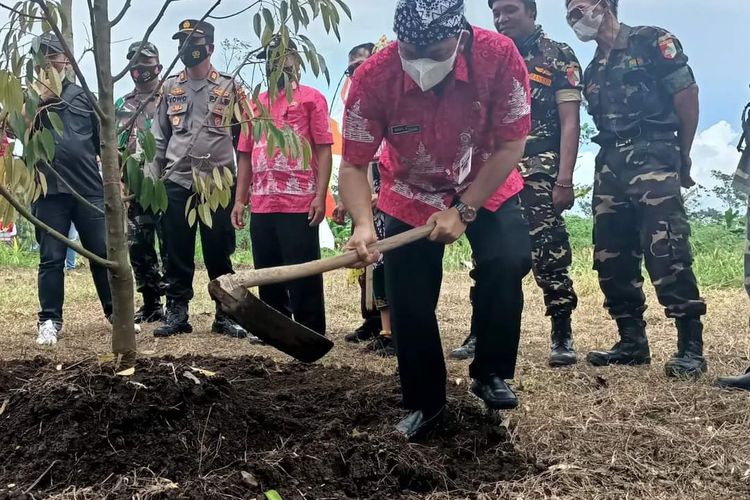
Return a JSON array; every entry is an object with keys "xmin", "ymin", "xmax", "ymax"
[
  {"xmin": 584, "ymin": 24, "xmax": 705, "ymax": 321},
  {"xmin": 516, "ymin": 26, "xmax": 581, "ymax": 318},
  {"xmin": 735, "ymin": 111, "xmax": 750, "ymax": 298},
  {"xmin": 116, "ymin": 91, "xmax": 166, "ymax": 303}
]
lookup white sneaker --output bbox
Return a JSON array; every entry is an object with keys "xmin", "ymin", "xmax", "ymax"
[{"xmin": 36, "ymin": 320, "xmax": 59, "ymax": 346}]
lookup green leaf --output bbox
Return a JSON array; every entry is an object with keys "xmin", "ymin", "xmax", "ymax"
[
  {"xmin": 198, "ymin": 203, "xmax": 212, "ymax": 228},
  {"xmin": 8, "ymin": 111, "xmax": 25, "ymax": 143},
  {"xmin": 40, "ymin": 129, "xmax": 55, "ymax": 161},
  {"xmin": 48, "ymin": 111, "xmax": 64, "ymax": 137},
  {"xmin": 252, "ymin": 120, "xmax": 262, "ymax": 144},
  {"xmin": 126, "ymin": 157, "xmax": 142, "ymax": 195},
  {"xmin": 212, "ymin": 167, "xmax": 223, "ymax": 191},
  {"xmin": 253, "ymin": 12, "xmax": 262, "ymax": 38},
  {"xmin": 262, "ymin": 7, "xmax": 275, "ymax": 34},
  {"xmin": 140, "ymin": 176, "xmax": 154, "ymax": 211},
  {"xmin": 290, "ymin": 0, "xmax": 301, "ymax": 32},
  {"xmin": 141, "ymin": 130, "xmax": 156, "ymax": 162},
  {"xmin": 265, "ymin": 490, "xmax": 283, "ymax": 500},
  {"xmin": 154, "ymin": 180, "xmax": 168, "ymax": 213},
  {"xmin": 38, "ymin": 171, "xmax": 47, "ymax": 196},
  {"xmin": 280, "ymin": 0, "xmax": 289, "ymax": 21},
  {"xmin": 223, "ymin": 166, "xmax": 234, "ymax": 187},
  {"xmin": 185, "ymin": 193, "xmax": 195, "ymax": 218},
  {"xmin": 187, "ymin": 208, "xmax": 197, "ymax": 227},
  {"xmin": 334, "ymin": 0, "xmax": 352, "ymax": 20},
  {"xmin": 302, "ymin": 140, "xmax": 312, "ymax": 169}
]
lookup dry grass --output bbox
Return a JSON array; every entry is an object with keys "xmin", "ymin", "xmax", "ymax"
[{"xmin": 2, "ymin": 266, "xmax": 750, "ymax": 499}]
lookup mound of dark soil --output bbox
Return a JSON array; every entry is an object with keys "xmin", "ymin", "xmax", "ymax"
[{"xmin": 0, "ymin": 356, "xmax": 541, "ymax": 499}]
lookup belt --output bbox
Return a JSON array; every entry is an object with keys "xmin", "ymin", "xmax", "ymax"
[{"xmin": 596, "ymin": 130, "xmax": 677, "ymax": 148}]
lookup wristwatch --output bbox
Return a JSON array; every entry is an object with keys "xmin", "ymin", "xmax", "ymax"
[{"xmin": 453, "ymin": 200, "xmax": 477, "ymax": 224}]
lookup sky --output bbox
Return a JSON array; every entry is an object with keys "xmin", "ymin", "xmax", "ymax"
[{"xmin": 4, "ymin": 0, "xmax": 750, "ymax": 193}]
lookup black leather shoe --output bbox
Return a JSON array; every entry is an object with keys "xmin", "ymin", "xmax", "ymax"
[
  {"xmin": 470, "ymin": 375, "xmax": 518, "ymax": 410},
  {"xmin": 154, "ymin": 302, "xmax": 193, "ymax": 338},
  {"xmin": 715, "ymin": 368, "xmax": 750, "ymax": 391},
  {"xmin": 212, "ymin": 312, "xmax": 248, "ymax": 339},
  {"xmin": 549, "ymin": 316, "xmax": 577, "ymax": 367},
  {"xmin": 345, "ymin": 319, "xmax": 380, "ymax": 343},
  {"xmin": 664, "ymin": 318, "xmax": 707, "ymax": 378},
  {"xmin": 587, "ymin": 318, "xmax": 651, "ymax": 367},
  {"xmin": 395, "ymin": 407, "xmax": 444, "ymax": 442},
  {"xmin": 449, "ymin": 335, "xmax": 476, "ymax": 360}
]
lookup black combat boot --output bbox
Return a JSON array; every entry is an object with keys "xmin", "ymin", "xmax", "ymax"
[
  {"xmin": 449, "ymin": 334, "xmax": 476, "ymax": 360},
  {"xmin": 134, "ymin": 294, "xmax": 165, "ymax": 324},
  {"xmin": 549, "ymin": 315, "xmax": 577, "ymax": 367},
  {"xmin": 345, "ymin": 317, "xmax": 381, "ymax": 343},
  {"xmin": 153, "ymin": 301, "xmax": 193, "ymax": 338},
  {"xmin": 587, "ymin": 318, "xmax": 651, "ymax": 366},
  {"xmin": 716, "ymin": 367, "xmax": 750, "ymax": 391},
  {"xmin": 664, "ymin": 317, "xmax": 707, "ymax": 378}
]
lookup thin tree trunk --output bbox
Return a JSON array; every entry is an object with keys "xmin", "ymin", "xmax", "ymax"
[
  {"xmin": 91, "ymin": 0, "xmax": 136, "ymax": 366},
  {"xmin": 60, "ymin": 0, "xmax": 75, "ymax": 83}
]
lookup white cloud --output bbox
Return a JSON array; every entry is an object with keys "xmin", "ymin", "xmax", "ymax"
[{"xmin": 690, "ymin": 121, "xmax": 741, "ymax": 188}]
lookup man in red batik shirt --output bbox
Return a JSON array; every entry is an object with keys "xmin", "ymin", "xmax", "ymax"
[
  {"xmin": 340, "ymin": 0, "xmax": 533, "ymax": 440},
  {"xmin": 233, "ymin": 38, "xmax": 334, "ymax": 336}
]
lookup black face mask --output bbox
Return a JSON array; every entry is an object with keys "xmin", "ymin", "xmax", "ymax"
[
  {"xmin": 180, "ymin": 44, "xmax": 209, "ymax": 67},
  {"xmin": 130, "ymin": 64, "xmax": 161, "ymax": 84}
]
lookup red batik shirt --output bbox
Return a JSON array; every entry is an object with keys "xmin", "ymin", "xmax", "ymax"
[
  {"xmin": 238, "ymin": 84, "xmax": 334, "ymax": 214},
  {"xmin": 342, "ymin": 26, "xmax": 531, "ymax": 227}
]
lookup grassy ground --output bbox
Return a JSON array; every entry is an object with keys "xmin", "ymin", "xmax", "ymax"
[{"xmin": 1, "ymin": 256, "xmax": 749, "ymax": 498}]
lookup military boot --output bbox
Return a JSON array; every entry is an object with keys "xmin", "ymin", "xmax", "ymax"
[
  {"xmin": 716, "ymin": 368, "xmax": 750, "ymax": 391},
  {"xmin": 664, "ymin": 317, "xmax": 707, "ymax": 378},
  {"xmin": 153, "ymin": 301, "xmax": 192, "ymax": 338},
  {"xmin": 586, "ymin": 318, "xmax": 651, "ymax": 366},
  {"xmin": 134, "ymin": 294, "xmax": 165, "ymax": 324},
  {"xmin": 549, "ymin": 315, "xmax": 577, "ymax": 367},
  {"xmin": 449, "ymin": 334, "xmax": 476, "ymax": 360}
]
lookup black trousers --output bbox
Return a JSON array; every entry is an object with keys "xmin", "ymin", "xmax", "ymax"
[
  {"xmin": 384, "ymin": 198, "xmax": 532, "ymax": 413},
  {"xmin": 162, "ymin": 181, "xmax": 236, "ymax": 304},
  {"xmin": 249, "ymin": 212, "xmax": 326, "ymax": 335},
  {"xmin": 33, "ymin": 193, "xmax": 112, "ymax": 324}
]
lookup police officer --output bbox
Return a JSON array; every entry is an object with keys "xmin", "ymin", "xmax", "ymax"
[
  {"xmin": 147, "ymin": 20, "xmax": 250, "ymax": 340},
  {"xmin": 116, "ymin": 41, "xmax": 167, "ymax": 324},
  {"xmin": 565, "ymin": 0, "xmax": 706, "ymax": 377},
  {"xmin": 452, "ymin": 0, "xmax": 582, "ymax": 366},
  {"xmin": 716, "ymin": 99, "xmax": 750, "ymax": 391}
]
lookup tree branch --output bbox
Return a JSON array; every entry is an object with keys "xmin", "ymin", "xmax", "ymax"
[
  {"xmin": 115, "ymin": 0, "xmax": 224, "ymax": 135},
  {"xmin": 112, "ymin": 0, "xmax": 176, "ymax": 83},
  {"xmin": 0, "ymin": 184, "xmax": 117, "ymax": 268},
  {"xmin": 32, "ymin": 0, "xmax": 105, "ymax": 120},
  {"xmin": 109, "ymin": 0, "xmax": 132, "ymax": 27}
]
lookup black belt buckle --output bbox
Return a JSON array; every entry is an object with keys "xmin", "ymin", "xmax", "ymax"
[{"xmin": 615, "ymin": 138, "xmax": 633, "ymax": 148}]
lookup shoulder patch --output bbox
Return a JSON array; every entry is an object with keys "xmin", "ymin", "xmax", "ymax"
[{"xmin": 657, "ymin": 34, "xmax": 678, "ymax": 60}]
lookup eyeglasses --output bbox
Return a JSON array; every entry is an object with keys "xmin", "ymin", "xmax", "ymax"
[{"xmin": 566, "ymin": 0, "xmax": 601, "ymax": 25}]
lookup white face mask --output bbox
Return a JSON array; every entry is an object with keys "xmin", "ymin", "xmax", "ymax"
[
  {"xmin": 571, "ymin": 1, "xmax": 604, "ymax": 42},
  {"xmin": 400, "ymin": 35, "xmax": 462, "ymax": 92}
]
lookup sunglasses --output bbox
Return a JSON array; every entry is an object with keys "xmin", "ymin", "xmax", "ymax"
[{"xmin": 566, "ymin": 0, "xmax": 601, "ymax": 25}]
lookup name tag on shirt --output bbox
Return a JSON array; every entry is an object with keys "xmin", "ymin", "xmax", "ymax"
[{"xmin": 390, "ymin": 124, "xmax": 421, "ymax": 136}]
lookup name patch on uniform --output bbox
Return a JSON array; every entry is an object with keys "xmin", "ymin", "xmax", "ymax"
[
  {"xmin": 530, "ymin": 73, "xmax": 552, "ymax": 87},
  {"xmin": 534, "ymin": 66, "xmax": 553, "ymax": 77},
  {"xmin": 167, "ymin": 95, "xmax": 187, "ymax": 105},
  {"xmin": 658, "ymin": 35, "xmax": 678, "ymax": 60},
  {"xmin": 390, "ymin": 124, "xmax": 421, "ymax": 136}
]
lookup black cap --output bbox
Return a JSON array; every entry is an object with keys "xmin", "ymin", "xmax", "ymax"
[
  {"xmin": 172, "ymin": 19, "xmax": 215, "ymax": 43},
  {"xmin": 258, "ymin": 35, "xmax": 298, "ymax": 61},
  {"xmin": 38, "ymin": 32, "xmax": 64, "ymax": 55},
  {"xmin": 127, "ymin": 41, "xmax": 159, "ymax": 59}
]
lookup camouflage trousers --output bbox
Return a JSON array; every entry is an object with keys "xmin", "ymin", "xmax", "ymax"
[
  {"xmin": 518, "ymin": 173, "xmax": 578, "ymax": 317},
  {"xmin": 127, "ymin": 203, "xmax": 167, "ymax": 301},
  {"xmin": 746, "ymin": 203, "xmax": 750, "ymax": 299},
  {"xmin": 592, "ymin": 138, "xmax": 706, "ymax": 320}
]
